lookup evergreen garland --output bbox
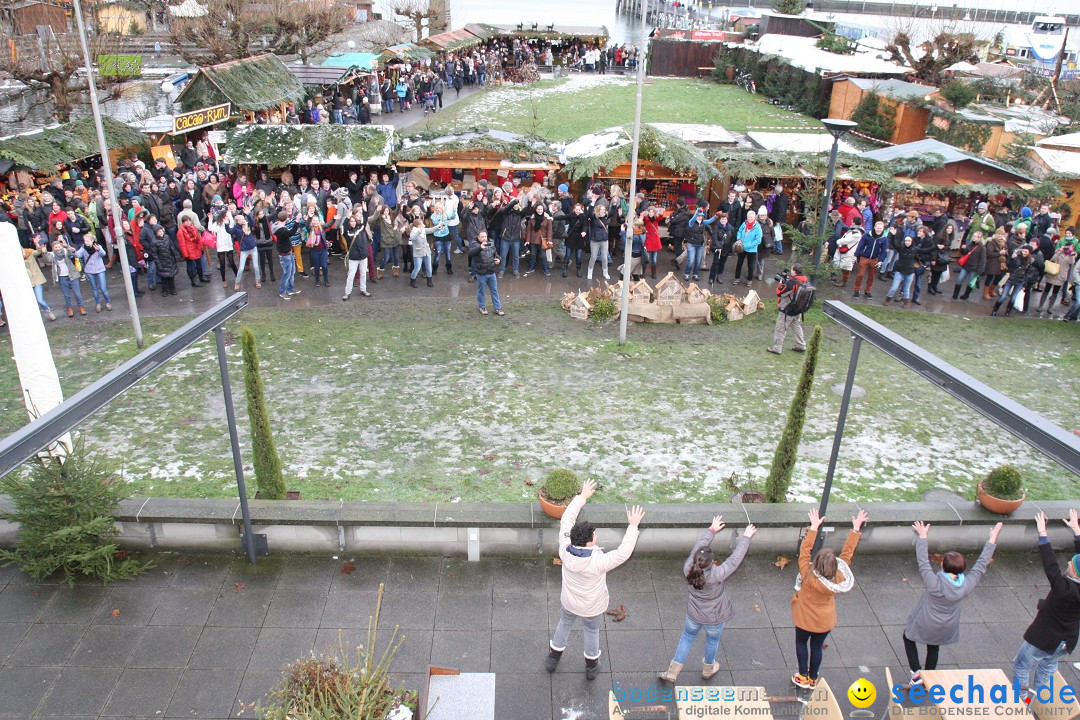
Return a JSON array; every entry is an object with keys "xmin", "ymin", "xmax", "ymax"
[
  {"xmin": 563, "ymin": 124, "xmax": 718, "ymax": 186},
  {"xmin": 0, "ymin": 118, "xmax": 146, "ymax": 170},
  {"xmin": 764, "ymin": 324, "xmax": 822, "ymax": 503},
  {"xmin": 182, "ymin": 55, "xmax": 305, "ymax": 113},
  {"xmin": 225, "ymin": 125, "xmax": 392, "ymax": 168},
  {"xmin": 241, "ymin": 327, "xmax": 287, "ymax": 500},
  {"xmin": 0, "ymin": 448, "xmax": 152, "ymax": 586},
  {"xmin": 396, "ymin": 129, "xmax": 555, "ymax": 164}
]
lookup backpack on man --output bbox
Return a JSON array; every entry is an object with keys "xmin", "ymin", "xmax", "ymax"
[{"xmin": 785, "ymin": 278, "xmax": 816, "ymax": 316}]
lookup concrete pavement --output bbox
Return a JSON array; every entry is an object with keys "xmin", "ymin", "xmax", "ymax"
[{"xmin": 0, "ymin": 548, "xmax": 1067, "ymax": 719}]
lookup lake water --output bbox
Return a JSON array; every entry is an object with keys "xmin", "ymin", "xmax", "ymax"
[{"xmin": 1, "ymin": 80, "xmax": 177, "ymax": 136}]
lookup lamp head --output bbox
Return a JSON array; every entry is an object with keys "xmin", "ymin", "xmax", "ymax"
[{"xmin": 821, "ymin": 118, "xmax": 857, "ymax": 139}]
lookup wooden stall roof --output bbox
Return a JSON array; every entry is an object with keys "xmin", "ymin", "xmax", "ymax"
[
  {"xmin": 175, "ymin": 54, "xmax": 306, "ymax": 113},
  {"xmin": 0, "ymin": 117, "xmax": 145, "ymax": 171},
  {"xmin": 288, "ymin": 64, "xmax": 371, "ymax": 87},
  {"xmin": 394, "ymin": 129, "xmax": 558, "ymax": 170},
  {"xmin": 419, "ymin": 28, "xmax": 483, "ymax": 52}
]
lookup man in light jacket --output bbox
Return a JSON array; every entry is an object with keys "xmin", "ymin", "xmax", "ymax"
[{"xmin": 545, "ymin": 479, "xmax": 644, "ymax": 679}]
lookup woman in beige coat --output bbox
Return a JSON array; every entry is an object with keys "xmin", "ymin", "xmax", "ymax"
[{"xmin": 24, "ymin": 243, "xmax": 56, "ymax": 321}]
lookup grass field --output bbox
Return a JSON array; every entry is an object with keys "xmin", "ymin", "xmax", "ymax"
[
  {"xmin": 409, "ymin": 76, "xmax": 821, "ymax": 141},
  {"xmin": 1, "ymin": 298, "xmax": 1077, "ymax": 506}
]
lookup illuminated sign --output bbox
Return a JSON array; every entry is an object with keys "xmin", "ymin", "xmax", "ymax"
[{"xmin": 172, "ymin": 103, "xmax": 232, "ymax": 134}]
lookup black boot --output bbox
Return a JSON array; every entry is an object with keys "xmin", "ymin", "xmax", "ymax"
[
  {"xmin": 952, "ymin": 285, "xmax": 961, "ymax": 300},
  {"xmin": 562, "ymin": 266, "xmax": 568, "ymax": 278},
  {"xmin": 576, "ymin": 266, "xmax": 582, "ymax": 278},
  {"xmin": 991, "ymin": 303, "xmax": 1000, "ymax": 316},
  {"xmin": 544, "ymin": 648, "xmax": 562, "ymax": 673},
  {"xmin": 190, "ymin": 275, "xmax": 201, "ymax": 287},
  {"xmin": 585, "ymin": 657, "xmax": 599, "ymax": 680},
  {"xmin": 410, "ymin": 278, "xmax": 417, "ymax": 288},
  {"xmin": 961, "ymin": 287, "xmax": 972, "ymax": 300},
  {"xmin": 426, "ymin": 276, "xmax": 433, "ymax": 287}
]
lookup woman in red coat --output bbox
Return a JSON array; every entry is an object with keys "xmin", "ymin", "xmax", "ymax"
[
  {"xmin": 177, "ymin": 216, "xmax": 206, "ymax": 287},
  {"xmin": 643, "ymin": 206, "xmax": 662, "ymax": 279}
]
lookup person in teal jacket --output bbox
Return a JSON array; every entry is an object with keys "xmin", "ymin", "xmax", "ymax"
[{"xmin": 734, "ymin": 213, "xmax": 763, "ymax": 286}]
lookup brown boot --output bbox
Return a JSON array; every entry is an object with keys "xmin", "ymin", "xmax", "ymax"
[
  {"xmin": 992, "ymin": 285, "xmax": 1000, "ymax": 298},
  {"xmin": 66, "ymin": 307, "xmax": 74, "ymax": 318},
  {"xmin": 392, "ymin": 266, "xmax": 400, "ymax": 278},
  {"xmin": 377, "ymin": 268, "xmax": 384, "ymax": 280},
  {"xmin": 983, "ymin": 285, "xmax": 992, "ymax": 300},
  {"xmin": 77, "ymin": 306, "xmax": 86, "ymax": 316}
]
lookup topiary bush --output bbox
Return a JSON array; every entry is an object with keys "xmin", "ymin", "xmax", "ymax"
[
  {"xmin": 241, "ymin": 327, "xmax": 287, "ymax": 500},
  {"xmin": 543, "ymin": 469, "xmax": 581, "ymax": 503},
  {"xmin": 764, "ymin": 325, "xmax": 823, "ymax": 503},
  {"xmin": 983, "ymin": 464, "xmax": 1023, "ymax": 501}
]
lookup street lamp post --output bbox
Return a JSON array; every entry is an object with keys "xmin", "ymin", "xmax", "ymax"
[
  {"xmin": 811, "ymin": 118, "xmax": 857, "ymax": 281},
  {"xmin": 71, "ymin": 0, "xmax": 144, "ymax": 348}
]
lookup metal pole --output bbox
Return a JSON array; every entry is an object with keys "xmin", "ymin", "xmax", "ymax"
[
  {"xmin": 214, "ymin": 326, "xmax": 258, "ymax": 565},
  {"xmin": 618, "ymin": 0, "xmax": 650, "ymax": 344},
  {"xmin": 813, "ymin": 335, "xmax": 861, "ymax": 553},
  {"xmin": 71, "ymin": 0, "xmax": 143, "ymax": 348},
  {"xmin": 812, "ymin": 134, "xmax": 841, "ymax": 281}
]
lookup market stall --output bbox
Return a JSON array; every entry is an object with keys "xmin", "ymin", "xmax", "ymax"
[
  {"xmin": 0, "ymin": 117, "xmax": 147, "ymax": 193},
  {"xmin": 418, "ymin": 28, "xmax": 484, "ymax": 54},
  {"xmin": 174, "ymin": 54, "xmax": 307, "ymax": 124},
  {"xmin": 222, "ymin": 124, "xmax": 394, "ymax": 183},
  {"xmin": 562, "ymin": 124, "xmax": 718, "ymax": 215},
  {"xmin": 394, "ymin": 129, "xmax": 559, "ymax": 192}
]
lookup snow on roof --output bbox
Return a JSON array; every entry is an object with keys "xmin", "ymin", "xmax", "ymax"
[
  {"xmin": 848, "ymin": 77, "xmax": 937, "ymax": 101},
  {"xmin": 957, "ymin": 103, "xmax": 1068, "ymax": 136},
  {"xmin": 1037, "ymin": 132, "xmax": 1080, "ymax": 150},
  {"xmin": 751, "ymin": 34, "xmax": 909, "ymax": 76},
  {"xmin": 169, "ymin": 0, "xmax": 207, "ymax": 18},
  {"xmin": 1031, "ymin": 147, "xmax": 1080, "ymax": 176},
  {"xmin": 132, "ymin": 114, "xmax": 175, "ymax": 134},
  {"xmin": 561, "ymin": 127, "xmax": 629, "ymax": 160},
  {"xmin": 860, "ymin": 138, "xmax": 1032, "ymax": 180},
  {"xmin": 747, "ymin": 132, "xmax": 859, "ymax": 154},
  {"xmin": 649, "ymin": 123, "xmax": 737, "ymax": 146}
]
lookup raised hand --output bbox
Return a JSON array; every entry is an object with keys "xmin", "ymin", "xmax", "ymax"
[
  {"xmin": 1036, "ymin": 512, "xmax": 1048, "ymax": 536},
  {"xmin": 627, "ymin": 505, "xmax": 645, "ymax": 528},
  {"xmin": 1065, "ymin": 510, "xmax": 1080, "ymax": 535},
  {"xmin": 744, "ymin": 523, "xmax": 758, "ymax": 539},
  {"xmin": 852, "ymin": 510, "xmax": 869, "ymax": 532},
  {"xmin": 808, "ymin": 508, "xmax": 824, "ymax": 531},
  {"xmin": 709, "ymin": 515, "xmax": 724, "ymax": 533},
  {"xmin": 912, "ymin": 521, "xmax": 930, "ymax": 539},
  {"xmin": 989, "ymin": 522, "xmax": 1003, "ymax": 544},
  {"xmin": 580, "ymin": 479, "xmax": 597, "ymax": 500}
]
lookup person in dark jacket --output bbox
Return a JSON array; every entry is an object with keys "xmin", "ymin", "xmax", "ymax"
[
  {"xmin": 708, "ymin": 213, "xmax": 736, "ymax": 286},
  {"xmin": 495, "ymin": 196, "xmax": 525, "ymax": 278},
  {"xmin": 146, "ymin": 224, "xmax": 181, "ymax": 296},
  {"xmin": 884, "ymin": 231, "xmax": 918, "ymax": 307},
  {"xmin": 342, "ymin": 215, "xmax": 370, "ymax": 300},
  {"xmin": 1014, "ymin": 510, "xmax": 1080, "ymax": 694},
  {"xmin": 993, "ymin": 245, "xmax": 1035, "ymax": 317},
  {"xmin": 564, "ymin": 204, "xmax": 589, "ymax": 278},
  {"xmin": 469, "ymin": 231, "xmax": 503, "ymax": 315},
  {"xmin": 927, "ymin": 234, "xmax": 951, "ymax": 295},
  {"xmin": 659, "ymin": 515, "xmax": 756, "ymax": 684},
  {"xmin": 911, "ymin": 226, "xmax": 936, "ymax": 305},
  {"xmin": 683, "ymin": 208, "xmax": 717, "ymax": 282},
  {"xmin": 462, "ymin": 200, "xmax": 488, "ymax": 281},
  {"xmin": 952, "ymin": 232, "xmax": 987, "ymax": 300},
  {"xmin": 852, "ymin": 220, "xmax": 888, "ymax": 298},
  {"xmin": 667, "ymin": 200, "xmax": 691, "ymax": 257},
  {"xmin": 345, "ymin": 171, "xmax": 365, "ymax": 206}
]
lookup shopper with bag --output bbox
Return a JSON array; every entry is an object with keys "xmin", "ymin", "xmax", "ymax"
[
  {"xmin": 992, "ymin": 246, "xmax": 1034, "ymax": 317},
  {"xmin": 1037, "ymin": 245, "xmax": 1075, "ymax": 316},
  {"xmin": 952, "ymin": 232, "xmax": 987, "ymax": 300}
]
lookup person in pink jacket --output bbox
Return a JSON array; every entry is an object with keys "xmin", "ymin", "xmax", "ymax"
[
  {"xmin": 232, "ymin": 174, "xmax": 253, "ymax": 206},
  {"xmin": 545, "ymin": 479, "xmax": 645, "ymax": 679}
]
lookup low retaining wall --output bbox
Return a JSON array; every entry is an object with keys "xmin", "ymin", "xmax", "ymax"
[{"xmin": 1, "ymin": 495, "xmax": 1072, "ymax": 557}]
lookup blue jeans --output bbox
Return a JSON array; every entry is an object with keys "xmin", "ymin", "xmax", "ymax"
[
  {"xmin": 1014, "ymin": 640, "xmax": 1068, "ymax": 691},
  {"xmin": 684, "ymin": 243, "xmax": 704, "ymax": 278},
  {"xmin": 86, "ymin": 271, "xmax": 111, "ymax": 306},
  {"xmin": 332, "ymin": 109, "xmax": 343, "ymax": 123},
  {"xmin": 381, "ymin": 246, "xmax": 400, "ymax": 269},
  {"xmin": 58, "ymin": 275, "xmax": 83, "ymax": 309},
  {"xmin": 278, "ymin": 253, "xmax": 296, "ymax": 294},
  {"xmin": 673, "ymin": 617, "xmax": 725, "ymax": 665},
  {"xmin": 1067, "ymin": 284, "xmax": 1080, "ymax": 321},
  {"xmin": 433, "ymin": 239, "xmax": 453, "ymax": 270},
  {"xmin": 499, "ymin": 240, "xmax": 520, "ymax": 274},
  {"xmin": 527, "ymin": 245, "xmax": 549, "ymax": 273},
  {"xmin": 384, "ymin": 98, "xmax": 394, "ymax": 113},
  {"xmin": 448, "ymin": 224, "xmax": 463, "ymax": 251},
  {"xmin": 309, "ymin": 249, "xmax": 329, "ymax": 283},
  {"xmin": 147, "ymin": 260, "xmax": 159, "ymax": 288},
  {"xmin": 33, "ymin": 284, "xmax": 52, "ymax": 313},
  {"xmin": 887, "ymin": 272, "xmax": 915, "ymax": 300},
  {"xmin": 912, "ymin": 265, "xmax": 926, "ymax": 301},
  {"xmin": 883, "ymin": 248, "xmax": 898, "ymax": 273},
  {"xmin": 563, "ymin": 247, "xmax": 582, "ymax": 268},
  {"xmin": 476, "ymin": 272, "xmax": 501, "ymax": 311},
  {"xmin": 955, "ymin": 268, "xmax": 977, "ymax": 291},
  {"xmin": 997, "ymin": 277, "xmax": 1026, "ymax": 311},
  {"xmin": 645, "ymin": 250, "xmax": 659, "ymax": 267},
  {"xmin": 411, "ymin": 255, "xmax": 432, "ymax": 279}
]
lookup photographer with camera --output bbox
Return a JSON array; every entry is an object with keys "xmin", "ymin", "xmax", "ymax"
[{"xmin": 767, "ymin": 262, "xmax": 811, "ymax": 355}]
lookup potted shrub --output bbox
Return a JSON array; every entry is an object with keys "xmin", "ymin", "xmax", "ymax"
[
  {"xmin": 538, "ymin": 469, "xmax": 582, "ymax": 519},
  {"xmin": 977, "ymin": 464, "xmax": 1025, "ymax": 515}
]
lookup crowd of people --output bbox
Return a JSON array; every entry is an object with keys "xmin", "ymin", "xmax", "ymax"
[
  {"xmin": 2, "ymin": 151, "xmax": 1077, "ymax": 327},
  {"xmin": 550, "ymin": 480, "xmax": 1080, "ymax": 701}
]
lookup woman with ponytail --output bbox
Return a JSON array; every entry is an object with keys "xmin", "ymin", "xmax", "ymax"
[{"xmin": 659, "ymin": 515, "xmax": 756, "ymax": 684}]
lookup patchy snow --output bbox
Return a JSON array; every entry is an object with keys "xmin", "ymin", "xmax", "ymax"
[{"xmin": 442, "ymin": 75, "xmax": 632, "ymax": 130}]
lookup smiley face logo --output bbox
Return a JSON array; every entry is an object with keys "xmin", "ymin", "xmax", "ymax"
[{"xmin": 848, "ymin": 678, "xmax": 876, "ymax": 709}]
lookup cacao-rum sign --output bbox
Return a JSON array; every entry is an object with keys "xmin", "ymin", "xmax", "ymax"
[{"xmin": 172, "ymin": 103, "xmax": 231, "ymax": 134}]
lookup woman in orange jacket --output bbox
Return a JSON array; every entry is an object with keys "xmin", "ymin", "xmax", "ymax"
[{"xmin": 790, "ymin": 508, "xmax": 867, "ymax": 690}]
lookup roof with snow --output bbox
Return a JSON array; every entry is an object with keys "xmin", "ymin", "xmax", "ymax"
[
  {"xmin": 860, "ymin": 138, "xmax": 1032, "ymax": 181},
  {"xmin": 168, "ymin": 0, "xmax": 206, "ymax": 17},
  {"xmin": 751, "ymin": 34, "xmax": 909, "ymax": 76},
  {"xmin": 1030, "ymin": 147, "xmax": 1080, "ymax": 177},
  {"xmin": 848, "ymin": 77, "xmax": 938, "ymax": 101},
  {"xmin": 648, "ymin": 124, "xmax": 737, "ymax": 146},
  {"xmin": 1036, "ymin": 132, "xmax": 1080, "ymax": 151},
  {"xmin": 747, "ymin": 132, "xmax": 859, "ymax": 154}
]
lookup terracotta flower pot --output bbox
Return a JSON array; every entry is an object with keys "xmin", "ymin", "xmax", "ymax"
[
  {"xmin": 977, "ymin": 480, "xmax": 1025, "ymax": 516},
  {"xmin": 538, "ymin": 492, "xmax": 570, "ymax": 519}
]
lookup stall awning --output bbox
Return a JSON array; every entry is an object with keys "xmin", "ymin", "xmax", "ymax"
[
  {"xmin": 562, "ymin": 124, "xmax": 718, "ymax": 184},
  {"xmin": 379, "ymin": 43, "xmax": 435, "ymax": 63},
  {"xmin": 0, "ymin": 117, "xmax": 146, "ymax": 171},
  {"xmin": 175, "ymin": 54, "xmax": 306, "ymax": 114},
  {"xmin": 223, "ymin": 124, "xmax": 394, "ymax": 167},
  {"xmin": 419, "ymin": 28, "xmax": 483, "ymax": 52},
  {"xmin": 322, "ymin": 52, "xmax": 380, "ymax": 71},
  {"xmin": 289, "ymin": 65, "xmax": 370, "ymax": 86},
  {"xmin": 394, "ymin": 129, "xmax": 558, "ymax": 169}
]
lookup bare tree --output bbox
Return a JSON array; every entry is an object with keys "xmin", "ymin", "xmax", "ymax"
[
  {"xmin": 267, "ymin": 0, "xmax": 350, "ymax": 64},
  {"xmin": 885, "ymin": 30, "xmax": 980, "ymax": 86},
  {"xmin": 170, "ymin": 0, "xmax": 262, "ymax": 64},
  {"xmin": 390, "ymin": 0, "xmax": 449, "ymax": 41},
  {"xmin": 0, "ymin": 31, "xmax": 127, "ymax": 122}
]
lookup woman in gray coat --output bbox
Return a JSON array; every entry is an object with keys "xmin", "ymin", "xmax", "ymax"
[
  {"xmin": 659, "ymin": 516, "xmax": 756, "ymax": 684},
  {"xmin": 903, "ymin": 520, "xmax": 1002, "ymax": 685}
]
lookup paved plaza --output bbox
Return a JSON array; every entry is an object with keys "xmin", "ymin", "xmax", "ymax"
[{"xmin": 0, "ymin": 547, "xmax": 1068, "ymax": 719}]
